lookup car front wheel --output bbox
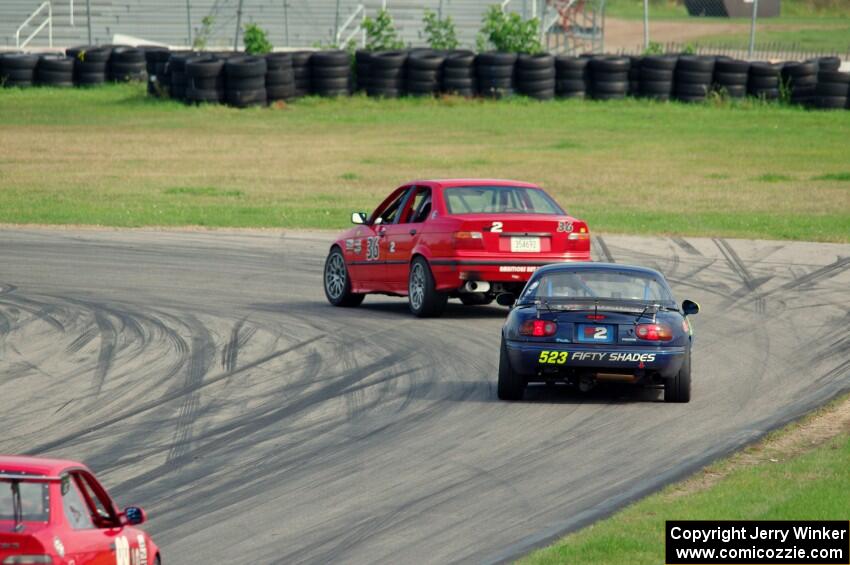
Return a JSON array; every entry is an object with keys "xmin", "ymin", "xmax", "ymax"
[
  {"xmin": 408, "ymin": 257, "xmax": 447, "ymax": 317},
  {"xmin": 324, "ymin": 247, "xmax": 365, "ymax": 307}
]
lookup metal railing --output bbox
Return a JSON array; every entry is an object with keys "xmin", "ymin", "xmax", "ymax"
[
  {"xmin": 336, "ymin": 3, "xmax": 364, "ymax": 47},
  {"xmin": 16, "ymin": 1, "xmax": 53, "ymax": 49},
  {"xmin": 502, "ymin": 0, "xmax": 539, "ymax": 18}
]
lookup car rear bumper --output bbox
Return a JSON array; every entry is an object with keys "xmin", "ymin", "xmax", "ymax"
[
  {"xmin": 505, "ymin": 340, "xmax": 687, "ymax": 379},
  {"xmin": 431, "ymin": 253, "xmax": 592, "ymax": 289}
]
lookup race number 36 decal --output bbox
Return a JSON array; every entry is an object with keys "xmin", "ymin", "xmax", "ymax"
[
  {"xmin": 366, "ymin": 236, "xmax": 380, "ymax": 261},
  {"xmin": 115, "ymin": 535, "xmax": 147, "ymax": 565}
]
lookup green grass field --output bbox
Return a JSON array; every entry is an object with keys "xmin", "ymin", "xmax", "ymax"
[
  {"xmin": 697, "ymin": 22, "xmax": 850, "ymax": 53},
  {"xmin": 521, "ymin": 398, "xmax": 850, "ymax": 565},
  {"xmin": 0, "ymin": 84, "xmax": 849, "ymax": 241},
  {"xmin": 607, "ymin": 0, "xmax": 850, "ymax": 19}
]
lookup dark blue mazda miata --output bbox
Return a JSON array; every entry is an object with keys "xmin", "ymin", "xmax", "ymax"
[{"xmin": 496, "ymin": 262, "xmax": 699, "ymax": 403}]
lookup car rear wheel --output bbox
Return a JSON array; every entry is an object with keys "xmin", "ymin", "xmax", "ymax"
[
  {"xmin": 664, "ymin": 348, "xmax": 691, "ymax": 403},
  {"xmin": 324, "ymin": 247, "xmax": 364, "ymax": 307},
  {"xmin": 459, "ymin": 293, "xmax": 493, "ymax": 306},
  {"xmin": 497, "ymin": 337, "xmax": 524, "ymax": 400},
  {"xmin": 408, "ymin": 257, "xmax": 447, "ymax": 317}
]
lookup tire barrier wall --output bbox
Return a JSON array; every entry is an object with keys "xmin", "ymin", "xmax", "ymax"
[
  {"xmin": 3, "ymin": 49, "xmax": 849, "ymax": 111},
  {"xmin": 516, "ymin": 53, "xmax": 555, "ymax": 101}
]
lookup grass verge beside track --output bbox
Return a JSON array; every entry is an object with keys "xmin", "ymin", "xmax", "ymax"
[
  {"xmin": 520, "ymin": 394, "xmax": 850, "ymax": 565},
  {"xmin": 0, "ymin": 84, "xmax": 849, "ymax": 241}
]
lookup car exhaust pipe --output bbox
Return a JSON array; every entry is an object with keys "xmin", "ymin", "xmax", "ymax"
[
  {"xmin": 578, "ymin": 375, "xmax": 596, "ymax": 392},
  {"xmin": 463, "ymin": 281, "xmax": 490, "ymax": 293}
]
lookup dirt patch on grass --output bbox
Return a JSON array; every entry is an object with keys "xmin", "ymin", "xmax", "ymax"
[
  {"xmin": 605, "ymin": 17, "xmax": 845, "ymax": 51},
  {"xmin": 606, "ymin": 17, "xmax": 749, "ymax": 50},
  {"xmin": 665, "ymin": 394, "xmax": 850, "ymax": 499}
]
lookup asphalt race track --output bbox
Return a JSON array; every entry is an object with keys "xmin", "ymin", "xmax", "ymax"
[{"xmin": 1, "ymin": 228, "xmax": 848, "ymax": 564}]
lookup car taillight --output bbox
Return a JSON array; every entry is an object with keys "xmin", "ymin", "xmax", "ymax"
[
  {"xmin": 635, "ymin": 323, "xmax": 673, "ymax": 341},
  {"xmin": 3, "ymin": 557, "xmax": 53, "ymax": 564},
  {"xmin": 586, "ymin": 314, "xmax": 606, "ymax": 320},
  {"xmin": 568, "ymin": 225, "xmax": 590, "ymax": 241},
  {"xmin": 520, "ymin": 319, "xmax": 558, "ymax": 337},
  {"xmin": 453, "ymin": 231, "xmax": 484, "ymax": 249}
]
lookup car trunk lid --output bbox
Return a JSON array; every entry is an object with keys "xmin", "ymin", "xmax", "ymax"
[{"xmin": 451, "ymin": 213, "xmax": 589, "ymax": 256}]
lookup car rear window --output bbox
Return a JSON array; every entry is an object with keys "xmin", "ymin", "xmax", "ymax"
[
  {"xmin": 0, "ymin": 481, "xmax": 50, "ymax": 523},
  {"xmin": 444, "ymin": 186, "xmax": 564, "ymax": 215},
  {"xmin": 521, "ymin": 270, "xmax": 673, "ymax": 303}
]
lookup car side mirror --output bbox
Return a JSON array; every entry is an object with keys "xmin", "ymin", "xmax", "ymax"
[
  {"xmin": 496, "ymin": 293, "xmax": 516, "ymax": 307},
  {"xmin": 121, "ymin": 506, "xmax": 147, "ymax": 526},
  {"xmin": 351, "ymin": 212, "xmax": 367, "ymax": 225},
  {"xmin": 682, "ymin": 299, "xmax": 700, "ymax": 316}
]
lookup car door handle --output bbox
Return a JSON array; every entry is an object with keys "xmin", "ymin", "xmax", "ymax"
[{"xmin": 409, "ymin": 229, "xmax": 417, "ymax": 235}]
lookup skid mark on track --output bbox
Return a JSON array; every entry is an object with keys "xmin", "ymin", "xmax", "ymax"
[
  {"xmin": 92, "ymin": 311, "xmax": 117, "ymax": 397},
  {"xmin": 66, "ymin": 326, "xmax": 98, "ymax": 354},
  {"xmin": 670, "ymin": 237, "xmax": 702, "ymax": 256},
  {"xmin": 1, "ymin": 296, "xmax": 65, "ymax": 333},
  {"xmin": 593, "ymin": 236, "xmax": 615, "ymax": 263},
  {"xmin": 221, "ymin": 319, "xmax": 257, "ymax": 373},
  {"xmin": 765, "ymin": 256, "xmax": 850, "ymax": 297},
  {"xmin": 24, "ymin": 332, "xmax": 326, "ymax": 456},
  {"xmin": 713, "ymin": 238, "xmax": 770, "ymax": 313},
  {"xmin": 166, "ymin": 316, "xmax": 216, "ymax": 466}
]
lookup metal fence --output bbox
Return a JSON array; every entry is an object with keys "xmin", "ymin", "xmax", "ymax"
[{"xmin": 5, "ymin": 0, "xmax": 850, "ymax": 62}]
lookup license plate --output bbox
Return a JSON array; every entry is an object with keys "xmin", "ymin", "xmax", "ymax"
[
  {"xmin": 510, "ymin": 237, "xmax": 540, "ymax": 253},
  {"xmin": 576, "ymin": 324, "xmax": 614, "ymax": 343}
]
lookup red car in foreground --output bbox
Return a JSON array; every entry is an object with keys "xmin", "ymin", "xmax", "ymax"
[
  {"xmin": 323, "ymin": 179, "xmax": 591, "ymax": 317},
  {"xmin": 0, "ymin": 456, "xmax": 160, "ymax": 565}
]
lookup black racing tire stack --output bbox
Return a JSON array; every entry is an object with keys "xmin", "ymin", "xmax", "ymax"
[
  {"xmin": 367, "ymin": 50, "xmax": 407, "ymax": 98},
  {"xmin": 354, "ymin": 50, "xmax": 371, "ymax": 92},
  {"xmin": 516, "ymin": 53, "xmax": 555, "ymax": 100},
  {"xmin": 225, "ymin": 55, "xmax": 268, "ymax": 107},
  {"xmin": 475, "ymin": 51, "xmax": 516, "ymax": 98},
  {"xmin": 712, "ymin": 57, "xmax": 748, "ymax": 99},
  {"xmin": 144, "ymin": 47, "xmax": 171, "ymax": 97},
  {"xmin": 36, "ymin": 54, "xmax": 74, "ymax": 87},
  {"xmin": 781, "ymin": 61, "xmax": 817, "ymax": 106},
  {"xmin": 441, "ymin": 50, "xmax": 476, "ymax": 96},
  {"xmin": 555, "ymin": 55, "xmax": 590, "ymax": 98},
  {"xmin": 814, "ymin": 69, "xmax": 850, "ymax": 110},
  {"xmin": 292, "ymin": 51, "xmax": 312, "ymax": 97},
  {"xmin": 639, "ymin": 55, "xmax": 676, "ymax": 101},
  {"xmin": 265, "ymin": 52, "xmax": 296, "ymax": 102},
  {"xmin": 109, "ymin": 46, "xmax": 146, "ymax": 82},
  {"xmin": 814, "ymin": 56, "xmax": 841, "ymax": 72},
  {"xmin": 67, "ymin": 46, "xmax": 110, "ymax": 87},
  {"xmin": 747, "ymin": 62, "xmax": 781, "ymax": 100},
  {"xmin": 628, "ymin": 55, "xmax": 642, "ymax": 96},
  {"xmin": 590, "ymin": 56, "xmax": 630, "ymax": 100},
  {"xmin": 405, "ymin": 49, "xmax": 446, "ymax": 97},
  {"xmin": 185, "ymin": 55, "xmax": 225, "ymax": 104},
  {"xmin": 674, "ymin": 55, "xmax": 714, "ymax": 103},
  {"xmin": 0, "ymin": 53, "xmax": 39, "ymax": 87},
  {"xmin": 310, "ymin": 50, "xmax": 351, "ymax": 97},
  {"xmin": 166, "ymin": 51, "xmax": 195, "ymax": 100}
]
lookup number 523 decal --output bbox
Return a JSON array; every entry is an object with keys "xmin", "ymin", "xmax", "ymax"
[{"xmin": 538, "ymin": 350, "xmax": 569, "ymax": 364}]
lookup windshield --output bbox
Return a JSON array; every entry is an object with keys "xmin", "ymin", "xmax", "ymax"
[
  {"xmin": 444, "ymin": 186, "xmax": 564, "ymax": 215},
  {"xmin": 0, "ymin": 481, "xmax": 50, "ymax": 523},
  {"xmin": 520, "ymin": 270, "xmax": 673, "ymax": 304}
]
